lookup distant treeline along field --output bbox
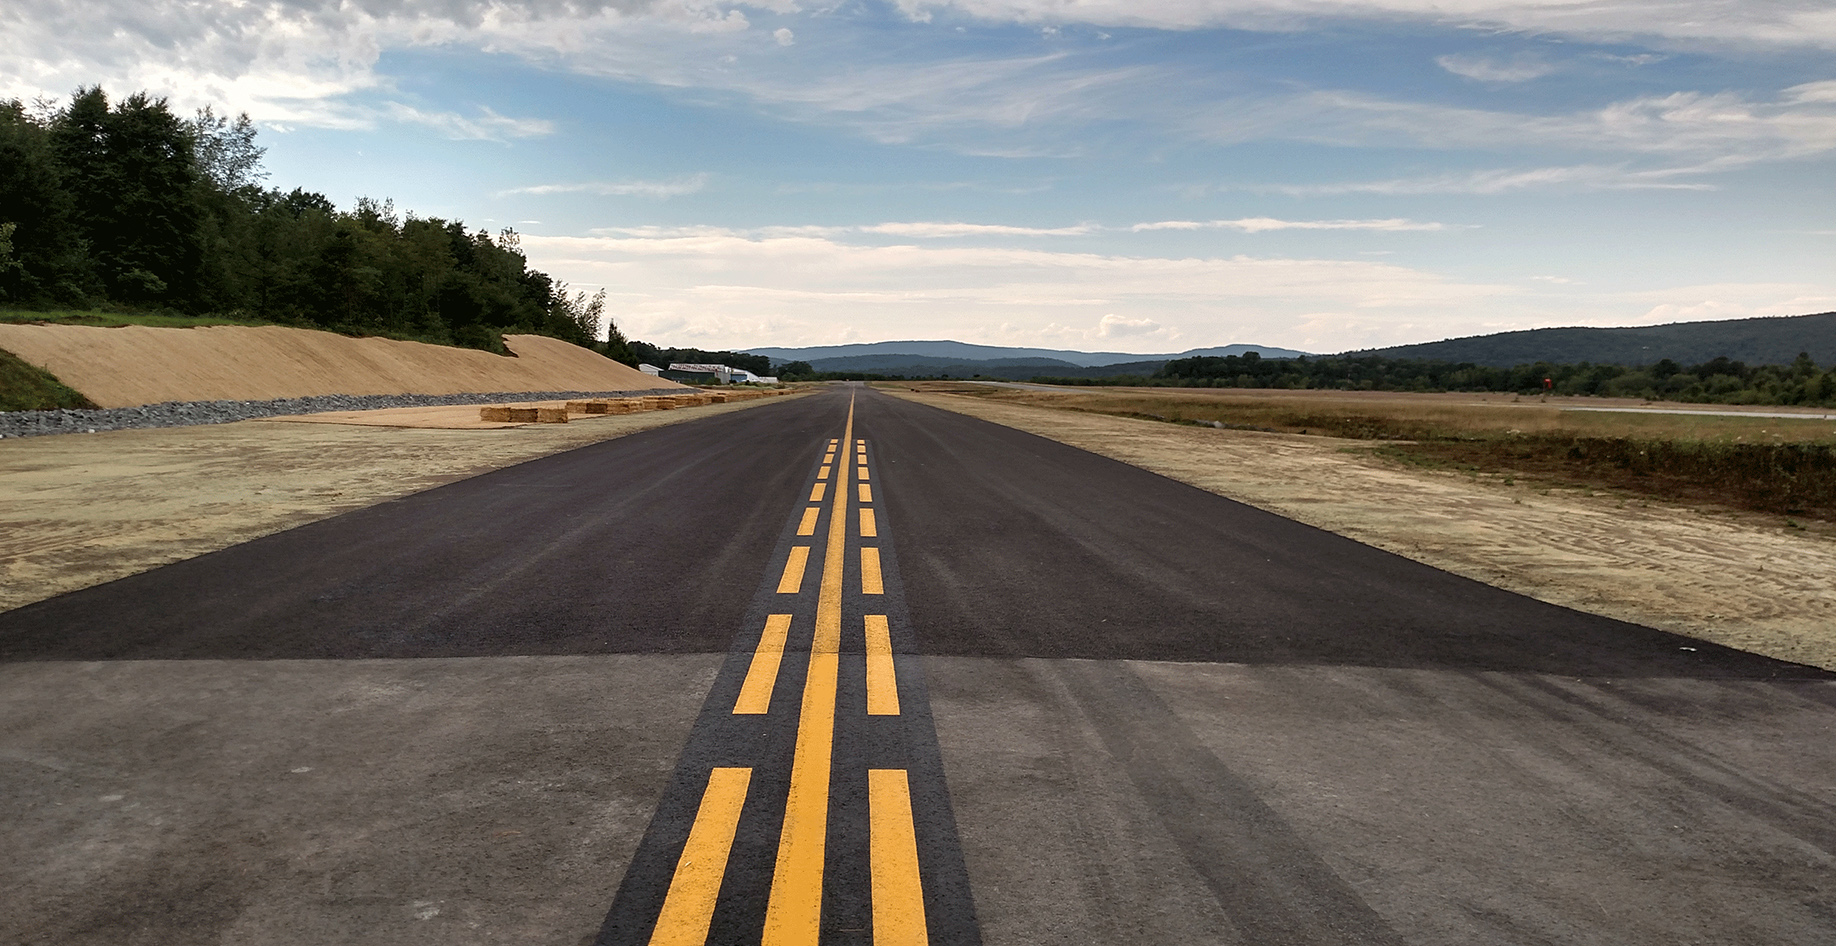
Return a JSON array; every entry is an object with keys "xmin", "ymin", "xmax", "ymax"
[
  {"xmin": 1049, "ymin": 351, "xmax": 1836, "ymax": 408},
  {"xmin": 785, "ymin": 350, "xmax": 1836, "ymax": 410}
]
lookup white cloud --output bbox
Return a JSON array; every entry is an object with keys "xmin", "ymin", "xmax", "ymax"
[
  {"xmin": 514, "ymin": 224, "xmax": 1836, "ymax": 352},
  {"xmin": 1183, "ymin": 85, "xmax": 1836, "ymax": 167},
  {"xmin": 1275, "ymin": 163, "xmax": 1725, "ymax": 195},
  {"xmin": 0, "ymin": 0, "xmax": 783, "ymax": 127},
  {"xmin": 774, "ymin": 27, "xmax": 795, "ymax": 45},
  {"xmin": 1132, "ymin": 217, "xmax": 1451, "ymax": 232},
  {"xmin": 1789, "ymin": 79, "xmax": 1836, "ymax": 104},
  {"xmin": 6, "ymin": 0, "xmax": 1832, "ymax": 173},
  {"xmin": 1610, "ymin": 282, "xmax": 1836, "ymax": 325},
  {"xmin": 862, "ymin": 221, "xmax": 1097, "ymax": 237},
  {"xmin": 384, "ymin": 103, "xmax": 554, "ymax": 140},
  {"xmin": 516, "ymin": 227, "xmax": 1519, "ymax": 351},
  {"xmin": 1097, "ymin": 314, "xmax": 1164, "ymax": 337},
  {"xmin": 1435, "ymin": 53, "xmax": 1556, "ymax": 82},
  {"xmin": 501, "ymin": 174, "xmax": 711, "ymax": 198},
  {"xmin": 893, "ymin": 1, "xmax": 1836, "ymax": 51}
]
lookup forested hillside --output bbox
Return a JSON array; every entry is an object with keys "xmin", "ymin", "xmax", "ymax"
[
  {"xmin": 0, "ymin": 87, "xmax": 625, "ymax": 356},
  {"xmin": 1360, "ymin": 312, "xmax": 1836, "ymax": 367}
]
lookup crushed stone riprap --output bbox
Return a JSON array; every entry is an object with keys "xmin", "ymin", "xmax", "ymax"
[{"xmin": 0, "ymin": 389, "xmax": 686, "ymax": 439}]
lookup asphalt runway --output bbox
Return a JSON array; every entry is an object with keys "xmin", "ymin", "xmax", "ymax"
[{"xmin": 3, "ymin": 384, "xmax": 1833, "ymax": 945}]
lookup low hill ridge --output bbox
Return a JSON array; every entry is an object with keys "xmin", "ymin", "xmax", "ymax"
[
  {"xmin": 1358, "ymin": 312, "xmax": 1836, "ymax": 367},
  {"xmin": 747, "ymin": 339, "xmax": 1308, "ymax": 367}
]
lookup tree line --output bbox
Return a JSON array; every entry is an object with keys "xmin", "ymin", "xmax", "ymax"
[
  {"xmin": 1037, "ymin": 350, "xmax": 1836, "ymax": 408},
  {"xmin": 0, "ymin": 87, "xmax": 628, "ymax": 356}
]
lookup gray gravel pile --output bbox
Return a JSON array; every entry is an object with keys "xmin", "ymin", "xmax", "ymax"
[{"xmin": 0, "ymin": 388, "xmax": 689, "ymax": 439}]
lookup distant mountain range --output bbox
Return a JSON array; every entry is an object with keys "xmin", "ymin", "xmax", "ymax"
[
  {"xmin": 746, "ymin": 340, "xmax": 1309, "ymax": 368},
  {"xmin": 743, "ymin": 312, "xmax": 1836, "ymax": 379},
  {"xmin": 1356, "ymin": 312, "xmax": 1836, "ymax": 367}
]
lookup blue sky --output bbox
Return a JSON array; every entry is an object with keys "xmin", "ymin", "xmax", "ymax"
[{"xmin": 5, "ymin": 1, "xmax": 1834, "ymax": 354}]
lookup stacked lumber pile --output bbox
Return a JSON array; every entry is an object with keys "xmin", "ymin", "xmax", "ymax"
[{"xmin": 478, "ymin": 388, "xmax": 789, "ymax": 424}]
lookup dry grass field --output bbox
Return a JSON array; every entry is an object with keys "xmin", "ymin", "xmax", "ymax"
[{"xmin": 899, "ymin": 383, "xmax": 1836, "ymax": 525}]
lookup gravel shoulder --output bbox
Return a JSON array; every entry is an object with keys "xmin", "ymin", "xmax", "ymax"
[
  {"xmin": 893, "ymin": 390, "xmax": 1836, "ymax": 671},
  {"xmin": 0, "ymin": 395, "xmax": 798, "ymax": 613}
]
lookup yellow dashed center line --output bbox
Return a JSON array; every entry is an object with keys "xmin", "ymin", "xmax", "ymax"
[
  {"xmin": 647, "ymin": 405, "xmax": 934, "ymax": 946},
  {"xmin": 865, "ymin": 615, "xmax": 899, "ymax": 716},
  {"xmin": 647, "ymin": 767, "xmax": 753, "ymax": 946},
  {"xmin": 776, "ymin": 547, "xmax": 810, "ymax": 594},
  {"xmin": 734, "ymin": 614, "xmax": 793, "ymax": 715},
  {"xmin": 868, "ymin": 769, "xmax": 928, "ymax": 946},
  {"xmin": 762, "ymin": 397, "xmax": 855, "ymax": 946}
]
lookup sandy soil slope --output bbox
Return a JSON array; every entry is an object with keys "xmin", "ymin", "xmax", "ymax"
[
  {"xmin": 894, "ymin": 391, "xmax": 1836, "ymax": 671},
  {"xmin": 0, "ymin": 397, "xmax": 793, "ymax": 613},
  {"xmin": 0, "ymin": 323, "xmax": 680, "ymax": 408}
]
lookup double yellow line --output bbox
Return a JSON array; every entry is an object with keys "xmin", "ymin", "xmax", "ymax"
[{"xmin": 647, "ymin": 396, "xmax": 928, "ymax": 946}]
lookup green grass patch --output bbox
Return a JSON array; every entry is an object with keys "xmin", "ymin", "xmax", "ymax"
[
  {"xmin": 0, "ymin": 347, "xmax": 96, "ymax": 411},
  {"xmin": 1382, "ymin": 436, "xmax": 1836, "ymax": 521}
]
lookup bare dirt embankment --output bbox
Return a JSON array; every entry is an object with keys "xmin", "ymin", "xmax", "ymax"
[
  {"xmin": 892, "ymin": 389, "xmax": 1836, "ymax": 671},
  {"xmin": 0, "ymin": 323, "xmax": 679, "ymax": 407},
  {"xmin": 0, "ymin": 321, "xmax": 785, "ymax": 612}
]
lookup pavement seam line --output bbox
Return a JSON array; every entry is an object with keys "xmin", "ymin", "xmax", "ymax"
[{"xmin": 762, "ymin": 394, "xmax": 854, "ymax": 946}]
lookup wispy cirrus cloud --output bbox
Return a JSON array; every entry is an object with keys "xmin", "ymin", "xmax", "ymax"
[
  {"xmin": 1132, "ymin": 217, "xmax": 1452, "ymax": 232},
  {"xmin": 501, "ymin": 174, "xmax": 711, "ymax": 198},
  {"xmin": 6, "ymin": 0, "xmax": 1833, "ymax": 174},
  {"xmin": 384, "ymin": 103, "xmax": 554, "ymax": 140},
  {"xmin": 596, "ymin": 218, "xmax": 1455, "ymax": 238},
  {"xmin": 1270, "ymin": 163, "xmax": 1724, "ymax": 195},
  {"xmin": 892, "ymin": 1, "xmax": 1836, "ymax": 50},
  {"xmin": 862, "ymin": 221, "xmax": 1098, "ymax": 237},
  {"xmin": 1435, "ymin": 53, "xmax": 1556, "ymax": 83}
]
